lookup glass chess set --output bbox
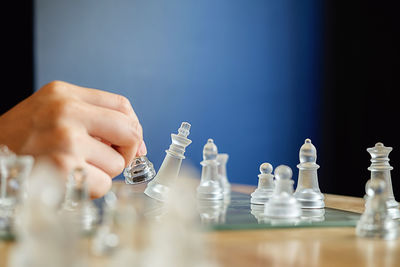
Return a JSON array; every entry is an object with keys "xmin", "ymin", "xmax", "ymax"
[{"xmin": 1, "ymin": 121, "xmax": 398, "ymax": 245}]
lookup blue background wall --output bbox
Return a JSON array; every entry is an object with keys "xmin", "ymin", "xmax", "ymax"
[{"xmin": 34, "ymin": 0, "xmax": 322, "ymax": 185}]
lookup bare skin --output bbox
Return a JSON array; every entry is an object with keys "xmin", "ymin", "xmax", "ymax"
[{"xmin": 0, "ymin": 80, "xmax": 146, "ymax": 198}]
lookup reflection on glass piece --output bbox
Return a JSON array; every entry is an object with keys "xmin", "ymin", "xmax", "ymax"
[
  {"xmin": 217, "ymin": 153, "xmax": 231, "ymax": 196},
  {"xmin": 124, "ymin": 156, "xmax": 156, "ymax": 185},
  {"xmin": 300, "ymin": 208, "xmax": 325, "ymax": 223},
  {"xmin": 197, "ymin": 199, "xmax": 227, "ymax": 225}
]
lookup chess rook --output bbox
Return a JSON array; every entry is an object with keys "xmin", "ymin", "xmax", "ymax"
[
  {"xmin": 264, "ymin": 165, "xmax": 301, "ymax": 218},
  {"xmin": 217, "ymin": 153, "xmax": 230, "ymax": 196},
  {"xmin": 196, "ymin": 139, "xmax": 224, "ymax": 200},
  {"xmin": 356, "ymin": 178, "xmax": 398, "ymax": 240},
  {"xmin": 250, "ymin": 163, "xmax": 275, "ymax": 205},
  {"xmin": 366, "ymin": 142, "xmax": 399, "ymax": 219},
  {"xmin": 294, "ymin": 139, "xmax": 325, "ymax": 209},
  {"xmin": 144, "ymin": 122, "xmax": 192, "ymax": 202}
]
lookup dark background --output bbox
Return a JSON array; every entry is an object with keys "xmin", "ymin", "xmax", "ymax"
[{"xmin": 2, "ymin": 1, "xmax": 399, "ymax": 198}]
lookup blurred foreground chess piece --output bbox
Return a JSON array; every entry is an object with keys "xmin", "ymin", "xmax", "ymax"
[
  {"xmin": 356, "ymin": 178, "xmax": 398, "ymax": 240},
  {"xmin": 124, "ymin": 156, "xmax": 156, "ymax": 185},
  {"xmin": 144, "ymin": 122, "xmax": 192, "ymax": 202},
  {"xmin": 250, "ymin": 163, "xmax": 275, "ymax": 205},
  {"xmin": 264, "ymin": 165, "xmax": 301, "ymax": 219},
  {"xmin": 217, "ymin": 153, "xmax": 230, "ymax": 196},
  {"xmin": 196, "ymin": 139, "xmax": 224, "ymax": 200},
  {"xmin": 294, "ymin": 139, "xmax": 325, "ymax": 209},
  {"xmin": 9, "ymin": 162, "xmax": 84, "ymax": 267},
  {"xmin": 0, "ymin": 146, "xmax": 34, "ymax": 240},
  {"xmin": 61, "ymin": 167, "xmax": 99, "ymax": 235},
  {"xmin": 366, "ymin": 142, "xmax": 399, "ymax": 219}
]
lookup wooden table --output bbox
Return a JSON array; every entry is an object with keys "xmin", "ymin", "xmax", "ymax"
[{"xmin": 1, "ymin": 183, "xmax": 400, "ymax": 267}]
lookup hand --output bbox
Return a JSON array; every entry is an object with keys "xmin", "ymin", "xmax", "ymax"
[{"xmin": 0, "ymin": 80, "xmax": 146, "ymax": 198}]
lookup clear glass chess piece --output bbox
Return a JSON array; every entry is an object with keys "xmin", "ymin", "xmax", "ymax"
[
  {"xmin": 0, "ymin": 147, "xmax": 34, "ymax": 240},
  {"xmin": 196, "ymin": 139, "xmax": 224, "ymax": 200},
  {"xmin": 62, "ymin": 167, "xmax": 99, "ymax": 235},
  {"xmin": 124, "ymin": 156, "xmax": 156, "ymax": 184},
  {"xmin": 294, "ymin": 139, "xmax": 325, "ymax": 209},
  {"xmin": 356, "ymin": 178, "xmax": 398, "ymax": 240},
  {"xmin": 92, "ymin": 190, "xmax": 120, "ymax": 256},
  {"xmin": 251, "ymin": 163, "xmax": 275, "ymax": 205},
  {"xmin": 144, "ymin": 122, "xmax": 192, "ymax": 202},
  {"xmin": 365, "ymin": 142, "xmax": 400, "ymax": 219},
  {"xmin": 264, "ymin": 165, "xmax": 302, "ymax": 219},
  {"xmin": 217, "ymin": 153, "xmax": 230, "ymax": 196}
]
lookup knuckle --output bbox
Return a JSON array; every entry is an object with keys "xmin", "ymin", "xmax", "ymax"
[
  {"xmin": 52, "ymin": 125, "xmax": 77, "ymax": 151},
  {"xmin": 130, "ymin": 119, "xmax": 143, "ymax": 140},
  {"xmin": 41, "ymin": 80, "xmax": 66, "ymax": 95},
  {"xmin": 116, "ymin": 95, "xmax": 132, "ymax": 115},
  {"xmin": 47, "ymin": 98, "xmax": 78, "ymax": 122}
]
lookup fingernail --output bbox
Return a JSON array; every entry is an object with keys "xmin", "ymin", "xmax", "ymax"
[{"xmin": 138, "ymin": 140, "xmax": 147, "ymax": 156}]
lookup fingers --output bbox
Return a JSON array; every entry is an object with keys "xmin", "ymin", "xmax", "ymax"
[
  {"xmin": 83, "ymin": 135, "xmax": 126, "ymax": 178},
  {"xmin": 63, "ymin": 81, "xmax": 138, "ymax": 120},
  {"xmin": 79, "ymin": 102, "xmax": 143, "ymax": 166},
  {"xmin": 46, "ymin": 153, "xmax": 112, "ymax": 199}
]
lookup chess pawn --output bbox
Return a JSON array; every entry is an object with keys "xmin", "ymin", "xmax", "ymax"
[
  {"xmin": 356, "ymin": 178, "xmax": 398, "ymax": 240},
  {"xmin": 144, "ymin": 122, "xmax": 192, "ymax": 202},
  {"xmin": 264, "ymin": 165, "xmax": 301, "ymax": 218},
  {"xmin": 250, "ymin": 163, "xmax": 275, "ymax": 205},
  {"xmin": 294, "ymin": 139, "xmax": 325, "ymax": 209},
  {"xmin": 366, "ymin": 142, "xmax": 400, "ymax": 219},
  {"xmin": 196, "ymin": 139, "xmax": 224, "ymax": 200},
  {"xmin": 217, "ymin": 153, "xmax": 231, "ymax": 196}
]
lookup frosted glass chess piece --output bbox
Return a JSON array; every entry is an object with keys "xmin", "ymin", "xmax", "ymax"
[
  {"xmin": 92, "ymin": 190, "xmax": 119, "ymax": 256},
  {"xmin": 356, "ymin": 178, "xmax": 398, "ymax": 240},
  {"xmin": 264, "ymin": 165, "xmax": 301, "ymax": 219},
  {"xmin": 217, "ymin": 153, "xmax": 230, "ymax": 196},
  {"xmin": 124, "ymin": 156, "xmax": 156, "ymax": 185},
  {"xmin": 294, "ymin": 139, "xmax": 325, "ymax": 209},
  {"xmin": 0, "ymin": 148, "xmax": 34, "ymax": 240},
  {"xmin": 62, "ymin": 167, "xmax": 99, "ymax": 234},
  {"xmin": 197, "ymin": 199, "xmax": 225, "ymax": 225},
  {"xmin": 196, "ymin": 139, "xmax": 224, "ymax": 200},
  {"xmin": 144, "ymin": 122, "xmax": 192, "ymax": 202},
  {"xmin": 9, "ymin": 162, "xmax": 84, "ymax": 267},
  {"xmin": 251, "ymin": 163, "xmax": 275, "ymax": 205},
  {"xmin": 366, "ymin": 142, "xmax": 400, "ymax": 219}
]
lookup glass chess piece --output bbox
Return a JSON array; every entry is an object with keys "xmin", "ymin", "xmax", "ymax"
[
  {"xmin": 356, "ymin": 178, "xmax": 398, "ymax": 240},
  {"xmin": 251, "ymin": 163, "xmax": 275, "ymax": 205},
  {"xmin": 92, "ymin": 190, "xmax": 120, "ymax": 256},
  {"xmin": 264, "ymin": 165, "xmax": 302, "ymax": 219},
  {"xmin": 294, "ymin": 139, "xmax": 325, "ymax": 209},
  {"xmin": 144, "ymin": 122, "xmax": 192, "ymax": 202},
  {"xmin": 124, "ymin": 156, "xmax": 156, "ymax": 184},
  {"xmin": 196, "ymin": 139, "xmax": 224, "ymax": 200},
  {"xmin": 0, "ymin": 147, "xmax": 34, "ymax": 240},
  {"xmin": 365, "ymin": 142, "xmax": 400, "ymax": 219},
  {"xmin": 217, "ymin": 153, "xmax": 231, "ymax": 196},
  {"xmin": 62, "ymin": 167, "xmax": 99, "ymax": 235}
]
